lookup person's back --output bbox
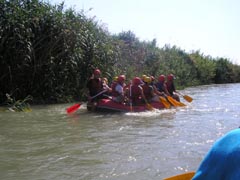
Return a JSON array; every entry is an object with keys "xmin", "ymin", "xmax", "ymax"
[
  {"xmin": 155, "ymin": 76, "xmax": 166, "ymax": 92},
  {"xmin": 155, "ymin": 75, "xmax": 170, "ymax": 96},
  {"xmin": 166, "ymin": 74, "xmax": 180, "ymax": 101},
  {"xmin": 141, "ymin": 76, "xmax": 158, "ymax": 102},
  {"xmin": 192, "ymin": 128, "xmax": 240, "ymax": 180},
  {"xmin": 166, "ymin": 74, "xmax": 175, "ymax": 95},
  {"xmin": 130, "ymin": 77, "xmax": 144, "ymax": 105}
]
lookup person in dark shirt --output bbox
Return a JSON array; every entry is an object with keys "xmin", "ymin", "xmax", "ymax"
[
  {"xmin": 166, "ymin": 74, "xmax": 180, "ymax": 102},
  {"xmin": 86, "ymin": 69, "xmax": 104, "ymax": 101}
]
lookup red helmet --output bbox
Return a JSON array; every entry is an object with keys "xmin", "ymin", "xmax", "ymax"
[
  {"xmin": 118, "ymin": 75, "xmax": 125, "ymax": 82},
  {"xmin": 158, "ymin": 75, "xmax": 165, "ymax": 82},
  {"xmin": 93, "ymin": 69, "xmax": 101, "ymax": 75},
  {"xmin": 133, "ymin": 77, "xmax": 142, "ymax": 85},
  {"xmin": 167, "ymin": 74, "xmax": 174, "ymax": 81}
]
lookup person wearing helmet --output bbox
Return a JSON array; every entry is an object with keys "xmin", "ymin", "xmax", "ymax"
[
  {"xmin": 86, "ymin": 69, "xmax": 105, "ymax": 100},
  {"xmin": 155, "ymin": 75, "xmax": 170, "ymax": 96},
  {"xmin": 166, "ymin": 74, "xmax": 180, "ymax": 101},
  {"xmin": 141, "ymin": 76, "xmax": 159, "ymax": 102},
  {"xmin": 102, "ymin": 77, "xmax": 112, "ymax": 95},
  {"xmin": 110, "ymin": 76, "xmax": 118, "ymax": 95},
  {"xmin": 192, "ymin": 128, "xmax": 240, "ymax": 180},
  {"xmin": 150, "ymin": 76, "xmax": 155, "ymax": 86},
  {"xmin": 128, "ymin": 77, "xmax": 146, "ymax": 105},
  {"xmin": 111, "ymin": 75, "xmax": 126, "ymax": 103},
  {"xmin": 141, "ymin": 75, "xmax": 147, "ymax": 84}
]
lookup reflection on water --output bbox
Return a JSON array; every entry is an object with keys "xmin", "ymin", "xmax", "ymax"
[{"xmin": 0, "ymin": 83, "xmax": 240, "ymax": 180}]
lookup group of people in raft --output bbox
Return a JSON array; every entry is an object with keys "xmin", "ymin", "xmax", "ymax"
[{"xmin": 87, "ymin": 68, "xmax": 181, "ymax": 107}]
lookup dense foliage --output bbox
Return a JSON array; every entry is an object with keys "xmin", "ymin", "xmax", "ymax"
[{"xmin": 1, "ymin": 0, "xmax": 240, "ymax": 104}]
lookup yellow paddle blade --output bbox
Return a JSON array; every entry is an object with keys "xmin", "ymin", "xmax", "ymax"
[
  {"xmin": 159, "ymin": 96, "xmax": 171, "ymax": 108},
  {"xmin": 163, "ymin": 171, "xmax": 195, "ymax": 180},
  {"xmin": 146, "ymin": 103, "xmax": 154, "ymax": 111},
  {"xmin": 166, "ymin": 96, "xmax": 178, "ymax": 107},
  {"xmin": 183, "ymin": 95, "xmax": 193, "ymax": 102},
  {"xmin": 167, "ymin": 96, "xmax": 186, "ymax": 107},
  {"xmin": 177, "ymin": 101, "xmax": 186, "ymax": 107}
]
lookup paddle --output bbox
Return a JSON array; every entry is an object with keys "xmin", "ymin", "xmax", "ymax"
[
  {"xmin": 142, "ymin": 95, "xmax": 154, "ymax": 111},
  {"xmin": 163, "ymin": 171, "xmax": 195, "ymax": 180},
  {"xmin": 179, "ymin": 93, "xmax": 193, "ymax": 102},
  {"xmin": 89, "ymin": 89, "xmax": 108, "ymax": 101},
  {"xmin": 66, "ymin": 103, "xmax": 81, "ymax": 114},
  {"xmin": 66, "ymin": 89, "xmax": 107, "ymax": 114},
  {"xmin": 146, "ymin": 101, "xmax": 154, "ymax": 110},
  {"xmin": 167, "ymin": 96, "xmax": 186, "ymax": 107},
  {"xmin": 138, "ymin": 85, "xmax": 154, "ymax": 111},
  {"xmin": 103, "ymin": 94, "xmax": 113, "ymax": 100},
  {"xmin": 129, "ymin": 85, "xmax": 133, "ymax": 112},
  {"xmin": 159, "ymin": 96, "xmax": 171, "ymax": 108}
]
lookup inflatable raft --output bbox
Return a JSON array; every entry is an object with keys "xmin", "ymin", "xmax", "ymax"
[{"xmin": 87, "ymin": 98, "xmax": 165, "ymax": 112}]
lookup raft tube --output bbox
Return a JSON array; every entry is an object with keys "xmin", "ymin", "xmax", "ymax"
[{"xmin": 87, "ymin": 99, "xmax": 165, "ymax": 112}]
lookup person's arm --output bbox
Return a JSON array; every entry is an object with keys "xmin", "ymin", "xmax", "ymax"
[
  {"xmin": 138, "ymin": 85, "xmax": 147, "ymax": 101},
  {"xmin": 153, "ymin": 84, "xmax": 164, "ymax": 96},
  {"xmin": 163, "ymin": 83, "xmax": 171, "ymax": 96},
  {"xmin": 150, "ymin": 85, "xmax": 156, "ymax": 97}
]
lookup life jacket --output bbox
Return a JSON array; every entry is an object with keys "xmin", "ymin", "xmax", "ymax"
[
  {"xmin": 87, "ymin": 78, "xmax": 103, "ymax": 96},
  {"xmin": 166, "ymin": 81, "xmax": 175, "ymax": 95},
  {"xmin": 141, "ymin": 84, "xmax": 153, "ymax": 100},
  {"xmin": 130, "ymin": 85, "xmax": 142, "ymax": 104},
  {"xmin": 155, "ymin": 82, "xmax": 165, "ymax": 92}
]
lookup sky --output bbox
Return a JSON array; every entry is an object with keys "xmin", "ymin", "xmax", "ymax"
[{"xmin": 49, "ymin": 0, "xmax": 240, "ymax": 65}]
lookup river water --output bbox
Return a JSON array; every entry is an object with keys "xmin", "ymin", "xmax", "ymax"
[{"xmin": 0, "ymin": 83, "xmax": 240, "ymax": 180}]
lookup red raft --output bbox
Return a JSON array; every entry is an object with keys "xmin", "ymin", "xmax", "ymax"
[{"xmin": 87, "ymin": 99, "xmax": 165, "ymax": 112}]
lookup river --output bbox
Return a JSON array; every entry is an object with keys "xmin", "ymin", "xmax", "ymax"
[{"xmin": 0, "ymin": 83, "xmax": 240, "ymax": 180}]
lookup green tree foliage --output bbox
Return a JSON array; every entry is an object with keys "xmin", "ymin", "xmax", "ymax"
[
  {"xmin": 190, "ymin": 51, "xmax": 216, "ymax": 85},
  {"xmin": 159, "ymin": 45, "xmax": 198, "ymax": 88},
  {"xmin": 0, "ymin": 0, "xmax": 119, "ymax": 103},
  {"xmin": 1, "ymin": 0, "xmax": 240, "ymax": 104},
  {"xmin": 214, "ymin": 58, "xmax": 237, "ymax": 83},
  {"xmin": 113, "ymin": 30, "xmax": 144, "ymax": 79}
]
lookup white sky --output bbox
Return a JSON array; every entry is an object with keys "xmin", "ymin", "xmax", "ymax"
[{"xmin": 50, "ymin": 0, "xmax": 240, "ymax": 65}]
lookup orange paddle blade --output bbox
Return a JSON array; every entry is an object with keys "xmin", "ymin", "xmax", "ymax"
[
  {"xmin": 146, "ymin": 103, "xmax": 154, "ymax": 111},
  {"xmin": 167, "ymin": 96, "xmax": 186, "ymax": 107},
  {"xmin": 66, "ymin": 103, "xmax": 81, "ymax": 114},
  {"xmin": 163, "ymin": 171, "xmax": 195, "ymax": 180},
  {"xmin": 159, "ymin": 96, "xmax": 171, "ymax": 108},
  {"xmin": 183, "ymin": 95, "xmax": 193, "ymax": 102}
]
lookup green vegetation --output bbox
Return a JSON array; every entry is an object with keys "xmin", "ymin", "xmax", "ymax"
[
  {"xmin": 1, "ymin": 0, "xmax": 240, "ymax": 105},
  {"xmin": 5, "ymin": 93, "xmax": 32, "ymax": 112}
]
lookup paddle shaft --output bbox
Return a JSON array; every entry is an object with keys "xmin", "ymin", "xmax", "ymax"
[
  {"xmin": 89, "ymin": 89, "xmax": 108, "ymax": 100},
  {"xmin": 129, "ymin": 85, "xmax": 133, "ymax": 111},
  {"xmin": 178, "ymin": 92, "xmax": 193, "ymax": 102},
  {"xmin": 163, "ymin": 171, "xmax": 195, "ymax": 180}
]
